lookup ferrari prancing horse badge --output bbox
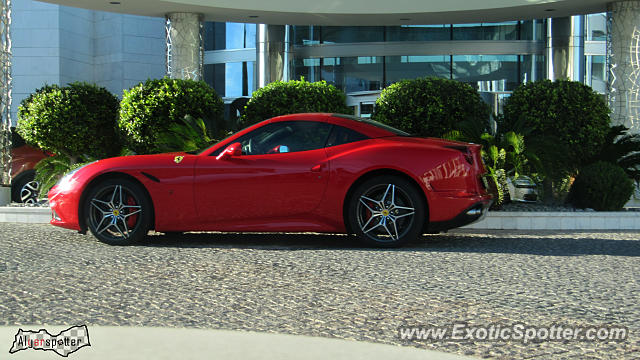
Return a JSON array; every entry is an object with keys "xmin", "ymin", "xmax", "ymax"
[{"xmin": 174, "ymin": 156, "xmax": 184, "ymax": 164}]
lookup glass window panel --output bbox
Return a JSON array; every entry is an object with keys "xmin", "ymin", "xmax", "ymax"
[
  {"xmin": 452, "ymin": 55, "xmax": 518, "ymax": 91},
  {"xmin": 294, "ymin": 58, "xmax": 320, "ymax": 82},
  {"xmin": 586, "ymin": 13, "xmax": 607, "ymax": 41},
  {"xmin": 321, "ymin": 56, "xmax": 383, "ymax": 93},
  {"xmin": 204, "ymin": 62, "xmax": 255, "ymax": 98},
  {"xmin": 321, "ymin": 26, "xmax": 384, "ymax": 43},
  {"xmin": 204, "ymin": 22, "xmax": 256, "ymax": 50},
  {"xmin": 204, "ymin": 22, "xmax": 227, "ymax": 51},
  {"xmin": 293, "ymin": 25, "xmax": 320, "ymax": 46},
  {"xmin": 385, "ymin": 55, "xmax": 451, "ymax": 85},
  {"xmin": 520, "ymin": 19, "xmax": 546, "ymax": 41},
  {"xmin": 453, "ymin": 22, "xmax": 518, "ymax": 40},
  {"xmin": 586, "ymin": 55, "xmax": 607, "ymax": 93},
  {"xmin": 519, "ymin": 55, "xmax": 545, "ymax": 83},
  {"xmin": 385, "ymin": 25, "xmax": 450, "ymax": 41}
]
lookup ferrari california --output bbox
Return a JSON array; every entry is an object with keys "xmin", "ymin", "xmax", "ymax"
[{"xmin": 48, "ymin": 113, "xmax": 492, "ymax": 247}]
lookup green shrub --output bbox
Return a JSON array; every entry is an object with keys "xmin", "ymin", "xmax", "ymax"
[
  {"xmin": 119, "ymin": 78, "xmax": 224, "ymax": 154},
  {"xmin": 372, "ymin": 77, "xmax": 491, "ymax": 137},
  {"xmin": 568, "ymin": 161, "xmax": 633, "ymax": 211},
  {"xmin": 240, "ymin": 79, "xmax": 352, "ymax": 127},
  {"xmin": 502, "ymin": 79, "xmax": 610, "ymax": 180},
  {"xmin": 16, "ymin": 82, "xmax": 121, "ymax": 160}
]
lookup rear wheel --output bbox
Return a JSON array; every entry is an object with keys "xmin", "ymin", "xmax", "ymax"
[
  {"xmin": 347, "ymin": 175, "xmax": 425, "ymax": 247},
  {"xmin": 84, "ymin": 178, "xmax": 152, "ymax": 245},
  {"xmin": 11, "ymin": 170, "xmax": 40, "ymax": 204}
]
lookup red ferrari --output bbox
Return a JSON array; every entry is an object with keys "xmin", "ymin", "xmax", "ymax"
[{"xmin": 48, "ymin": 113, "xmax": 492, "ymax": 247}]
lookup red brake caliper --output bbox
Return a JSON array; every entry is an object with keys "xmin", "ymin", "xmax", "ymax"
[{"xmin": 126, "ymin": 196, "xmax": 138, "ymax": 228}]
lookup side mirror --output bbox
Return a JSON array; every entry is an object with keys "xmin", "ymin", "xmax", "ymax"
[{"xmin": 216, "ymin": 142, "xmax": 242, "ymax": 160}]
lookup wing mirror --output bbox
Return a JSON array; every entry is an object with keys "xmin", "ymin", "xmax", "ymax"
[{"xmin": 216, "ymin": 142, "xmax": 242, "ymax": 160}]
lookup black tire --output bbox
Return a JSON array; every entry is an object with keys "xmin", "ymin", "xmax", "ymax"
[
  {"xmin": 11, "ymin": 170, "xmax": 39, "ymax": 203},
  {"xmin": 83, "ymin": 178, "xmax": 153, "ymax": 245},
  {"xmin": 347, "ymin": 175, "xmax": 426, "ymax": 247}
]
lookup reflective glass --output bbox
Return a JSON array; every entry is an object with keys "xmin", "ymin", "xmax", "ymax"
[
  {"xmin": 321, "ymin": 26, "xmax": 384, "ymax": 43},
  {"xmin": 586, "ymin": 13, "xmax": 607, "ymax": 41},
  {"xmin": 519, "ymin": 54, "xmax": 545, "ymax": 83},
  {"xmin": 452, "ymin": 55, "xmax": 518, "ymax": 91},
  {"xmin": 204, "ymin": 62, "xmax": 255, "ymax": 97},
  {"xmin": 385, "ymin": 55, "xmax": 451, "ymax": 84},
  {"xmin": 453, "ymin": 22, "xmax": 518, "ymax": 40},
  {"xmin": 520, "ymin": 19, "xmax": 546, "ymax": 41},
  {"xmin": 586, "ymin": 55, "xmax": 606, "ymax": 93},
  {"xmin": 204, "ymin": 22, "xmax": 256, "ymax": 51},
  {"xmin": 321, "ymin": 56, "xmax": 383, "ymax": 92},
  {"xmin": 293, "ymin": 26, "xmax": 320, "ymax": 45},
  {"xmin": 385, "ymin": 25, "xmax": 450, "ymax": 41}
]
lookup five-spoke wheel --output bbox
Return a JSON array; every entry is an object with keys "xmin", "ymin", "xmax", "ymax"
[
  {"xmin": 84, "ymin": 178, "xmax": 152, "ymax": 245},
  {"xmin": 348, "ymin": 175, "xmax": 425, "ymax": 247}
]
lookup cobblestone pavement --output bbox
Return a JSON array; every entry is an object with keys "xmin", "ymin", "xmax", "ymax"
[{"xmin": 1, "ymin": 224, "xmax": 639, "ymax": 359}]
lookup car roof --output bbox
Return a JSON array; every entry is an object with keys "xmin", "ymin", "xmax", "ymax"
[{"xmin": 269, "ymin": 113, "xmax": 407, "ymax": 138}]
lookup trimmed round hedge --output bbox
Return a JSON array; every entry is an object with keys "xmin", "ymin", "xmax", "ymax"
[
  {"xmin": 240, "ymin": 79, "xmax": 352, "ymax": 127},
  {"xmin": 568, "ymin": 161, "xmax": 633, "ymax": 211},
  {"xmin": 119, "ymin": 78, "xmax": 224, "ymax": 154},
  {"xmin": 17, "ymin": 82, "xmax": 121, "ymax": 159},
  {"xmin": 502, "ymin": 79, "xmax": 610, "ymax": 178},
  {"xmin": 372, "ymin": 77, "xmax": 491, "ymax": 137}
]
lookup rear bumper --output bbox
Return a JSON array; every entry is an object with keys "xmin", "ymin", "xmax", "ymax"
[{"xmin": 426, "ymin": 197, "xmax": 492, "ymax": 233}]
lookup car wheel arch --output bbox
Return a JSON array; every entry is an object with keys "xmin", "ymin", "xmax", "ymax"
[
  {"xmin": 342, "ymin": 168, "xmax": 429, "ymax": 234},
  {"xmin": 77, "ymin": 172, "xmax": 155, "ymax": 234}
]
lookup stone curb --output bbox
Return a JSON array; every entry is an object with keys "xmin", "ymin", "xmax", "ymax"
[
  {"xmin": 463, "ymin": 211, "xmax": 640, "ymax": 230},
  {"xmin": 1, "ymin": 206, "xmax": 639, "ymax": 231}
]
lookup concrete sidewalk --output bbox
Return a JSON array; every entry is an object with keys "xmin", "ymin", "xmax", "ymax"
[{"xmin": 1, "ymin": 326, "xmax": 477, "ymax": 360}]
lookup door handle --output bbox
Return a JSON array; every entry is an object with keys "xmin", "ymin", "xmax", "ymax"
[{"xmin": 311, "ymin": 164, "xmax": 322, "ymax": 172}]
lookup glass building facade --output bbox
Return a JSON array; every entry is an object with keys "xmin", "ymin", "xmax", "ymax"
[{"xmin": 202, "ymin": 15, "xmax": 607, "ymax": 117}]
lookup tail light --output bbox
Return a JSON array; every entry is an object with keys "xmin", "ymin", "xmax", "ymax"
[{"xmin": 445, "ymin": 145, "xmax": 474, "ymax": 164}]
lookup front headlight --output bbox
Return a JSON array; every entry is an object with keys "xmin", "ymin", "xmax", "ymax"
[{"xmin": 55, "ymin": 162, "xmax": 96, "ymax": 192}]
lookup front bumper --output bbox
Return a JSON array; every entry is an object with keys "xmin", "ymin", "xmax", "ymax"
[
  {"xmin": 48, "ymin": 185, "xmax": 82, "ymax": 231},
  {"xmin": 426, "ymin": 198, "xmax": 493, "ymax": 233}
]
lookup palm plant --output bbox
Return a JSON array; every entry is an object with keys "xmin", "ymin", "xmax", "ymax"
[
  {"xmin": 588, "ymin": 125, "xmax": 640, "ymax": 184},
  {"xmin": 34, "ymin": 154, "xmax": 94, "ymax": 196},
  {"xmin": 444, "ymin": 117, "xmax": 542, "ymax": 207},
  {"xmin": 154, "ymin": 115, "xmax": 218, "ymax": 154}
]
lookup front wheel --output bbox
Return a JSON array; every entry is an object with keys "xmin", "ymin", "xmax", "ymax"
[
  {"xmin": 347, "ymin": 175, "xmax": 426, "ymax": 247},
  {"xmin": 83, "ymin": 178, "xmax": 152, "ymax": 245}
]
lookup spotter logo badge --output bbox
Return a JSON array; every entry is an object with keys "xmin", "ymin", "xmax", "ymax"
[{"xmin": 174, "ymin": 156, "xmax": 184, "ymax": 164}]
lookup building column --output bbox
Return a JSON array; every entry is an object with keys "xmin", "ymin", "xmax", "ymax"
[
  {"xmin": 165, "ymin": 12, "xmax": 203, "ymax": 80},
  {"xmin": 0, "ymin": 0, "xmax": 11, "ymax": 189},
  {"xmin": 546, "ymin": 16, "xmax": 585, "ymax": 81},
  {"xmin": 608, "ymin": 1, "xmax": 640, "ymax": 132},
  {"xmin": 257, "ymin": 24, "xmax": 293, "ymax": 88}
]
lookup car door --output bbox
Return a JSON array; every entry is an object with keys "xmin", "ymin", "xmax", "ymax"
[{"xmin": 194, "ymin": 120, "xmax": 332, "ymax": 225}]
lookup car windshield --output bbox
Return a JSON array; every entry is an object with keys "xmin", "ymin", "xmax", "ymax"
[{"xmin": 194, "ymin": 132, "xmax": 237, "ymax": 155}]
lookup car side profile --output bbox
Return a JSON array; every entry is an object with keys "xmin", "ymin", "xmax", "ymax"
[{"xmin": 48, "ymin": 113, "xmax": 492, "ymax": 247}]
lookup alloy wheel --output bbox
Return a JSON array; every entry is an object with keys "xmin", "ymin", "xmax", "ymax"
[{"xmin": 356, "ymin": 183, "xmax": 416, "ymax": 243}]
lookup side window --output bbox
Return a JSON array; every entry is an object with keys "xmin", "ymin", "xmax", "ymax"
[
  {"xmin": 325, "ymin": 125, "xmax": 369, "ymax": 147},
  {"xmin": 232, "ymin": 121, "xmax": 332, "ymax": 155}
]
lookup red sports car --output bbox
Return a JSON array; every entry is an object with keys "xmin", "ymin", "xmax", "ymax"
[{"xmin": 48, "ymin": 113, "xmax": 491, "ymax": 247}]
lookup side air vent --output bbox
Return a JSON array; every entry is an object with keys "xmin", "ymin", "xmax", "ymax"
[{"xmin": 141, "ymin": 172, "xmax": 160, "ymax": 183}]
